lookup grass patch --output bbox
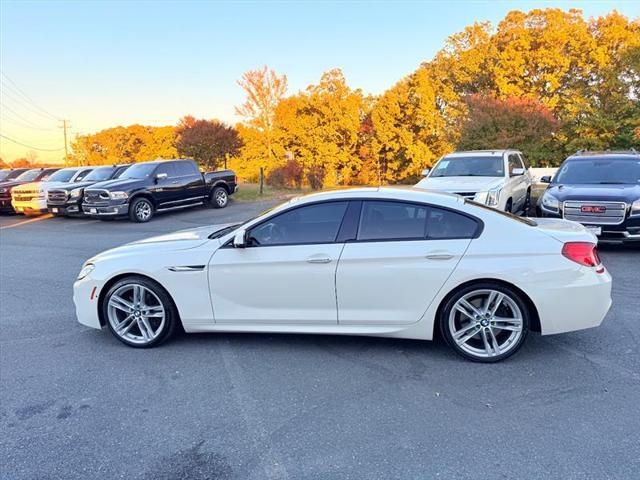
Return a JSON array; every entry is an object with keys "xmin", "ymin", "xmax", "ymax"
[{"xmin": 233, "ymin": 183, "xmax": 311, "ymax": 203}]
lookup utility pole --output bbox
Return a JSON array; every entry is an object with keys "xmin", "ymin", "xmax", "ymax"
[{"xmin": 60, "ymin": 119, "xmax": 70, "ymax": 166}]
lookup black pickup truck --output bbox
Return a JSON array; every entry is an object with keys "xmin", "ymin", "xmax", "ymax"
[
  {"xmin": 47, "ymin": 164, "xmax": 132, "ymax": 216},
  {"xmin": 82, "ymin": 159, "xmax": 238, "ymax": 222},
  {"xmin": 538, "ymin": 151, "xmax": 640, "ymax": 244}
]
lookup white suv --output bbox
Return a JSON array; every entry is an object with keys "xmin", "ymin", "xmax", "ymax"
[{"xmin": 415, "ymin": 150, "xmax": 533, "ymax": 214}]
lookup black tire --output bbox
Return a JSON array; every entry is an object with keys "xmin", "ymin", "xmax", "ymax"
[
  {"xmin": 210, "ymin": 186, "xmax": 228, "ymax": 208},
  {"xmin": 129, "ymin": 197, "xmax": 154, "ymax": 222},
  {"xmin": 523, "ymin": 189, "xmax": 531, "ymax": 216},
  {"xmin": 505, "ymin": 199, "xmax": 512, "ymax": 213},
  {"xmin": 439, "ymin": 281, "xmax": 530, "ymax": 363},
  {"xmin": 102, "ymin": 275, "xmax": 179, "ymax": 348}
]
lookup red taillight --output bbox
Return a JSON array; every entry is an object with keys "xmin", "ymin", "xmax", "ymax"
[{"xmin": 562, "ymin": 242, "xmax": 603, "ymax": 271}]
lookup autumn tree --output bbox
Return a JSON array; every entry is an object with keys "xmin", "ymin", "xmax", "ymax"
[
  {"xmin": 458, "ymin": 95, "xmax": 560, "ymax": 166},
  {"xmin": 174, "ymin": 116, "xmax": 242, "ymax": 170},
  {"xmin": 236, "ymin": 66, "xmax": 288, "ymax": 165},
  {"xmin": 10, "ymin": 157, "xmax": 31, "ymax": 168},
  {"xmin": 71, "ymin": 125, "xmax": 178, "ymax": 165}
]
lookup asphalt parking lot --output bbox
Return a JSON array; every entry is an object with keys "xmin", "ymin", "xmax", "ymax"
[{"xmin": 1, "ymin": 201, "xmax": 639, "ymax": 480}]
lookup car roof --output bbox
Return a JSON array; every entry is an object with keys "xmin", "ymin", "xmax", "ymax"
[
  {"xmin": 444, "ymin": 150, "xmax": 520, "ymax": 158},
  {"xmin": 566, "ymin": 152, "xmax": 639, "ymax": 161},
  {"xmin": 284, "ymin": 186, "xmax": 463, "ymax": 209}
]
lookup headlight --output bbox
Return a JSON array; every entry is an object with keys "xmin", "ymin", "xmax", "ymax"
[
  {"xmin": 0, "ymin": 188, "xmax": 5, "ymax": 194},
  {"xmin": 37, "ymin": 190, "xmax": 45, "ymax": 198},
  {"xmin": 70, "ymin": 188, "xmax": 83, "ymax": 198},
  {"xmin": 541, "ymin": 192, "xmax": 559, "ymax": 212},
  {"xmin": 109, "ymin": 191, "xmax": 128, "ymax": 200},
  {"xmin": 77, "ymin": 263, "xmax": 95, "ymax": 280},
  {"xmin": 486, "ymin": 187, "xmax": 501, "ymax": 207},
  {"xmin": 631, "ymin": 199, "xmax": 640, "ymax": 217}
]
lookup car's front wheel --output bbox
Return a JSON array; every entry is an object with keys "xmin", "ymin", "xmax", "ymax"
[
  {"xmin": 103, "ymin": 276, "xmax": 178, "ymax": 348},
  {"xmin": 129, "ymin": 197, "xmax": 154, "ymax": 222},
  {"xmin": 440, "ymin": 282, "xmax": 530, "ymax": 362}
]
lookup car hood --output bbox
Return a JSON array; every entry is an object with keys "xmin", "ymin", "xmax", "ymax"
[
  {"xmin": 415, "ymin": 176, "xmax": 505, "ymax": 192},
  {"xmin": 88, "ymin": 224, "xmax": 233, "ymax": 263},
  {"xmin": 88, "ymin": 178, "xmax": 146, "ymax": 191},
  {"xmin": 545, "ymin": 184, "xmax": 640, "ymax": 203},
  {"xmin": 47, "ymin": 180, "xmax": 98, "ymax": 192},
  {"xmin": 0, "ymin": 180, "xmax": 29, "ymax": 190}
]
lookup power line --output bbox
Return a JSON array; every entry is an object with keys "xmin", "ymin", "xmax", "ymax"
[
  {"xmin": 0, "ymin": 86, "xmax": 61, "ymax": 123},
  {"xmin": 0, "ymin": 133, "xmax": 65, "ymax": 152},
  {"xmin": 0, "ymin": 72, "xmax": 61, "ymax": 121},
  {"xmin": 1, "ymin": 113, "xmax": 58, "ymax": 131},
  {"xmin": 0, "ymin": 102, "xmax": 56, "ymax": 130}
]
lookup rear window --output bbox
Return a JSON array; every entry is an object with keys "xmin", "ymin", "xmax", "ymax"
[{"xmin": 465, "ymin": 200, "xmax": 537, "ymax": 226}]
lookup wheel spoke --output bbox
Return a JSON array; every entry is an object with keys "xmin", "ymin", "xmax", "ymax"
[
  {"xmin": 493, "ymin": 316, "xmax": 523, "ymax": 332},
  {"xmin": 455, "ymin": 299, "xmax": 482, "ymax": 319},
  {"xmin": 145, "ymin": 305, "xmax": 164, "ymax": 318},
  {"xmin": 488, "ymin": 328, "xmax": 501, "ymax": 355},
  {"xmin": 485, "ymin": 291, "xmax": 504, "ymax": 316},
  {"xmin": 116, "ymin": 315, "xmax": 136, "ymax": 335},
  {"xmin": 137, "ymin": 317, "xmax": 154, "ymax": 340},
  {"xmin": 132, "ymin": 285, "xmax": 142, "ymax": 305},
  {"xmin": 481, "ymin": 328, "xmax": 492, "ymax": 355},
  {"xmin": 455, "ymin": 325, "xmax": 480, "ymax": 346},
  {"xmin": 109, "ymin": 294, "xmax": 133, "ymax": 312}
]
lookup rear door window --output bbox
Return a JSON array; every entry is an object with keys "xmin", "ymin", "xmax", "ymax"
[
  {"xmin": 426, "ymin": 207, "xmax": 479, "ymax": 239},
  {"xmin": 174, "ymin": 161, "xmax": 199, "ymax": 177},
  {"xmin": 357, "ymin": 201, "xmax": 427, "ymax": 241}
]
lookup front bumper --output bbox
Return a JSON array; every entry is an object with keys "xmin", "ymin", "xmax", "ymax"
[
  {"xmin": 11, "ymin": 198, "xmax": 48, "ymax": 215},
  {"xmin": 48, "ymin": 201, "xmax": 84, "ymax": 215},
  {"xmin": 81, "ymin": 202, "xmax": 129, "ymax": 216},
  {"xmin": 74, "ymin": 274, "xmax": 103, "ymax": 329},
  {"xmin": 0, "ymin": 197, "xmax": 14, "ymax": 212}
]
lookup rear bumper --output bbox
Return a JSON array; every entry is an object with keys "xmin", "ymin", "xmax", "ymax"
[{"xmin": 533, "ymin": 267, "xmax": 612, "ymax": 335}]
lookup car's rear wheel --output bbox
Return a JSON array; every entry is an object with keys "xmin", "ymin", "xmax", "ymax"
[
  {"xmin": 505, "ymin": 199, "xmax": 512, "ymax": 213},
  {"xmin": 523, "ymin": 189, "xmax": 531, "ymax": 215},
  {"xmin": 129, "ymin": 197, "xmax": 154, "ymax": 222},
  {"xmin": 211, "ymin": 186, "xmax": 228, "ymax": 208},
  {"xmin": 103, "ymin": 276, "xmax": 178, "ymax": 348},
  {"xmin": 440, "ymin": 282, "xmax": 529, "ymax": 362}
]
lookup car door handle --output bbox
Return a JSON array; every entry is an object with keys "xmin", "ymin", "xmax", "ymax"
[
  {"xmin": 306, "ymin": 256, "xmax": 332, "ymax": 264},
  {"xmin": 425, "ymin": 252, "xmax": 455, "ymax": 260}
]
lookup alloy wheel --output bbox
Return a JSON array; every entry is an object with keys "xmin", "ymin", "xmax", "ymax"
[
  {"xmin": 448, "ymin": 289, "xmax": 524, "ymax": 359},
  {"xmin": 107, "ymin": 283, "xmax": 166, "ymax": 345},
  {"xmin": 215, "ymin": 189, "xmax": 228, "ymax": 207},
  {"xmin": 136, "ymin": 201, "xmax": 152, "ymax": 221}
]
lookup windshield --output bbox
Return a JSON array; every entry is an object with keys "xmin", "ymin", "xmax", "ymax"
[
  {"xmin": 15, "ymin": 169, "xmax": 41, "ymax": 182},
  {"xmin": 48, "ymin": 169, "xmax": 78, "ymax": 182},
  {"xmin": 84, "ymin": 167, "xmax": 115, "ymax": 181},
  {"xmin": 554, "ymin": 158, "xmax": 640, "ymax": 185},
  {"xmin": 430, "ymin": 156, "xmax": 505, "ymax": 177},
  {"xmin": 120, "ymin": 163, "xmax": 156, "ymax": 179}
]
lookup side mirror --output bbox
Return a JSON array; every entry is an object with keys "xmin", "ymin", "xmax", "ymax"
[
  {"xmin": 156, "ymin": 172, "xmax": 168, "ymax": 182},
  {"xmin": 421, "ymin": 169, "xmax": 430, "ymax": 177},
  {"xmin": 233, "ymin": 229, "xmax": 247, "ymax": 248},
  {"xmin": 540, "ymin": 175, "xmax": 552, "ymax": 184},
  {"xmin": 511, "ymin": 168, "xmax": 525, "ymax": 176}
]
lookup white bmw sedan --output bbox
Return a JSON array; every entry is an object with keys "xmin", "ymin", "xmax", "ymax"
[{"xmin": 74, "ymin": 187, "xmax": 612, "ymax": 362}]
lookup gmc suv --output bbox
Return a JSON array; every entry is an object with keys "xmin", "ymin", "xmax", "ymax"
[
  {"xmin": 47, "ymin": 164, "xmax": 131, "ymax": 216},
  {"xmin": 82, "ymin": 159, "xmax": 238, "ymax": 222},
  {"xmin": 538, "ymin": 151, "xmax": 640, "ymax": 244}
]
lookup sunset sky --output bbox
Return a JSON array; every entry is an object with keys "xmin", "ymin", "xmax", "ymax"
[{"xmin": 1, "ymin": 0, "xmax": 638, "ymax": 164}]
